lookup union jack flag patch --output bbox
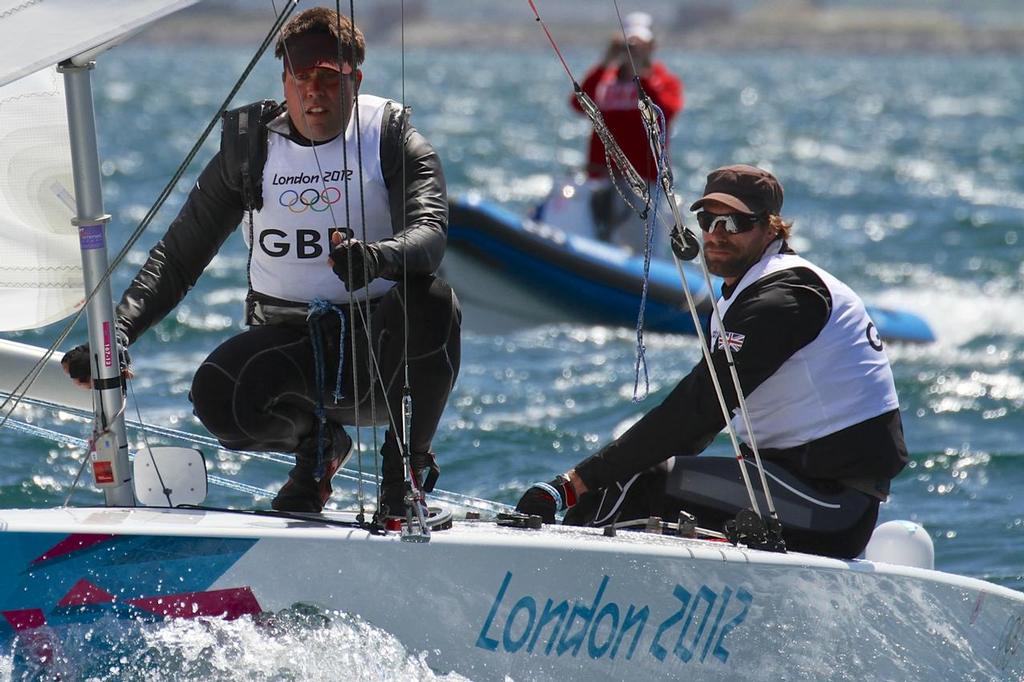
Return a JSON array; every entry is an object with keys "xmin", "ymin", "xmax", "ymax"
[{"xmin": 712, "ymin": 330, "xmax": 746, "ymax": 352}]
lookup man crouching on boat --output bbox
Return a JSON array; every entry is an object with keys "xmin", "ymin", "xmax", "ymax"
[
  {"xmin": 62, "ymin": 8, "xmax": 460, "ymax": 517},
  {"xmin": 516, "ymin": 164, "xmax": 908, "ymax": 559}
]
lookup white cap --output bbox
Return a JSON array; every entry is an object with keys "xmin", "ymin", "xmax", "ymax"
[
  {"xmin": 623, "ymin": 11, "xmax": 654, "ymax": 43},
  {"xmin": 624, "ymin": 11, "xmax": 653, "ymax": 28}
]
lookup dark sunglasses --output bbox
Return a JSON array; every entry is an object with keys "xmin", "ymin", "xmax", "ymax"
[{"xmin": 696, "ymin": 211, "xmax": 764, "ymax": 234}]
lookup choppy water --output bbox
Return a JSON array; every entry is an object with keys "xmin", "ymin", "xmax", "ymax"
[{"xmin": 2, "ymin": 42, "xmax": 1023, "ymax": 680}]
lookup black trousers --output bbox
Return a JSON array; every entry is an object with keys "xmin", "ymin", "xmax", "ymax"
[
  {"xmin": 564, "ymin": 455, "xmax": 880, "ymax": 560},
  {"xmin": 190, "ymin": 275, "xmax": 460, "ymax": 482}
]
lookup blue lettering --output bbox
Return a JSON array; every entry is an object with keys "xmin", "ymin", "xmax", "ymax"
[
  {"xmin": 587, "ymin": 601, "xmax": 620, "ymax": 659},
  {"xmin": 701, "ymin": 586, "xmax": 732, "ymax": 663},
  {"xmin": 650, "ymin": 584, "xmax": 691, "ymax": 661},
  {"xmin": 475, "ymin": 571, "xmax": 512, "ymax": 651},
  {"xmin": 528, "ymin": 599, "xmax": 568, "ymax": 655},
  {"xmin": 503, "ymin": 596, "xmax": 537, "ymax": 653},
  {"xmin": 674, "ymin": 585, "xmax": 716, "ymax": 663},
  {"xmin": 475, "ymin": 572, "xmax": 753, "ymax": 667},
  {"xmin": 611, "ymin": 604, "xmax": 649, "ymax": 660},
  {"xmin": 712, "ymin": 587, "xmax": 753, "ymax": 664},
  {"xmin": 556, "ymin": 576, "xmax": 608, "ymax": 657}
]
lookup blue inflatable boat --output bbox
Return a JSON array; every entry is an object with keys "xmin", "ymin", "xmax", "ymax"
[{"xmin": 444, "ymin": 194, "xmax": 935, "ymax": 344}]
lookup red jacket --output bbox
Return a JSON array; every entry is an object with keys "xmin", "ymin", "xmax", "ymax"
[{"xmin": 571, "ymin": 61, "xmax": 683, "ymax": 181}]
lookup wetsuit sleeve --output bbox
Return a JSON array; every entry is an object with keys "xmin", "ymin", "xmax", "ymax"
[
  {"xmin": 640, "ymin": 63, "xmax": 683, "ymax": 121},
  {"xmin": 115, "ymin": 152, "xmax": 244, "ymax": 345},
  {"xmin": 377, "ymin": 103, "xmax": 448, "ymax": 278},
  {"xmin": 573, "ymin": 268, "xmax": 832, "ymax": 491}
]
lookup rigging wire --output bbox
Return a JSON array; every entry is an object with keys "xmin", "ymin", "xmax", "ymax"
[
  {"xmin": 1, "ymin": 411, "xmax": 507, "ymax": 513},
  {"xmin": 101, "ymin": 0, "xmax": 299, "ymax": 512},
  {"xmin": 527, "ymin": 0, "xmax": 662, "ymax": 399},
  {"xmin": 528, "ymin": 0, "xmax": 783, "ymax": 532},
  {"xmin": 608, "ymin": 1, "xmax": 670, "ymax": 402},
  {"xmin": 0, "ymin": 0, "xmax": 300, "ymax": 436},
  {"xmin": 611, "ymin": 0, "xmax": 781, "ymax": 529},
  {"xmin": 341, "ymin": 0, "xmax": 377, "ymax": 518},
  {"xmin": 272, "ymin": 0, "xmax": 366, "ymax": 510},
  {"xmin": 2, "ymin": 0, "xmax": 408, "ymax": 519},
  {"xmin": 0, "ymin": 0, "xmax": 485, "ymax": 521},
  {"xmin": 396, "ymin": 0, "xmax": 426, "ymax": 527},
  {"xmin": 525, "ymin": 0, "xmax": 649, "ymax": 212},
  {"xmin": 272, "ymin": 0, "xmax": 418, "ymax": 518}
]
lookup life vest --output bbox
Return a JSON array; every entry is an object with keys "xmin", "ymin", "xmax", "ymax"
[
  {"xmin": 229, "ymin": 95, "xmax": 395, "ymax": 304},
  {"xmin": 710, "ymin": 241, "xmax": 900, "ymax": 450}
]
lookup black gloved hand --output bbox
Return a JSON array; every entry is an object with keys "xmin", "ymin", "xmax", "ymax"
[
  {"xmin": 670, "ymin": 224, "xmax": 700, "ymax": 261},
  {"xmin": 515, "ymin": 475, "xmax": 576, "ymax": 524},
  {"xmin": 61, "ymin": 331, "xmax": 132, "ymax": 389},
  {"xmin": 329, "ymin": 239, "xmax": 381, "ymax": 292}
]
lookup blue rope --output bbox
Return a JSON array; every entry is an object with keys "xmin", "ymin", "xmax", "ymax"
[
  {"xmin": 307, "ymin": 297, "xmax": 346, "ymax": 476},
  {"xmin": 632, "ymin": 101, "xmax": 669, "ymax": 403}
]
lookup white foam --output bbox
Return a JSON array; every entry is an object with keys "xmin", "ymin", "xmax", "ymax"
[
  {"xmin": 867, "ymin": 271, "xmax": 1024, "ymax": 351},
  {"xmin": 5, "ymin": 610, "xmax": 474, "ymax": 682}
]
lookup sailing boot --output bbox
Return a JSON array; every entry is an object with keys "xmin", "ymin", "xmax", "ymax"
[
  {"xmin": 379, "ymin": 444, "xmax": 439, "ymax": 520},
  {"xmin": 271, "ymin": 423, "xmax": 354, "ymax": 513}
]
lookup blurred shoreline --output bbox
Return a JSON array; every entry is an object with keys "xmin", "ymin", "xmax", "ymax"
[{"xmin": 135, "ymin": 2, "xmax": 1024, "ymax": 54}]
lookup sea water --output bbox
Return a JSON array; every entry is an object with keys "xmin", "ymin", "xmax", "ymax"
[{"xmin": 1, "ymin": 43, "xmax": 1021, "ymax": 680}]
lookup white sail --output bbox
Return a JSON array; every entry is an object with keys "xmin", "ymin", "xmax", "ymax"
[
  {"xmin": 0, "ymin": 66, "xmax": 83, "ymax": 331},
  {"xmin": 0, "ymin": 0, "xmax": 203, "ymax": 88}
]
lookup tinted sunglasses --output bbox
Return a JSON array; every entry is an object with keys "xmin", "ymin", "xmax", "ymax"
[{"xmin": 696, "ymin": 211, "xmax": 764, "ymax": 235}]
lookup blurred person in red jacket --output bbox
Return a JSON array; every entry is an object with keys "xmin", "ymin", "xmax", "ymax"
[{"xmin": 572, "ymin": 12, "xmax": 683, "ymax": 253}]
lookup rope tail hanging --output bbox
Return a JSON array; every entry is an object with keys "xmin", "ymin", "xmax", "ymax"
[
  {"xmin": 529, "ymin": 0, "xmax": 784, "ymax": 539},
  {"xmin": 306, "ymin": 297, "xmax": 347, "ymax": 477},
  {"xmin": 527, "ymin": 0, "xmax": 672, "ymax": 400}
]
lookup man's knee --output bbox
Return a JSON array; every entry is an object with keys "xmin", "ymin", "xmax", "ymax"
[
  {"xmin": 189, "ymin": 328, "xmax": 309, "ymax": 446},
  {"xmin": 190, "ymin": 357, "xmax": 239, "ymax": 442},
  {"xmin": 381, "ymin": 275, "xmax": 461, "ymax": 354}
]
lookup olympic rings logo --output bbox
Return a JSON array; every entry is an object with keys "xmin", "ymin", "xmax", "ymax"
[{"xmin": 278, "ymin": 186, "xmax": 343, "ymax": 213}]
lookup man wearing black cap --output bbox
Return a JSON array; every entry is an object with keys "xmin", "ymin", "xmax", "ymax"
[
  {"xmin": 517, "ymin": 164, "xmax": 908, "ymax": 559},
  {"xmin": 62, "ymin": 8, "xmax": 460, "ymax": 517}
]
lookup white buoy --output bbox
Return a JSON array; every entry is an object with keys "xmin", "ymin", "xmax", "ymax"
[{"xmin": 865, "ymin": 520, "xmax": 935, "ymax": 570}]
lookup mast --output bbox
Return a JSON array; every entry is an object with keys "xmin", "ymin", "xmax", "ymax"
[{"xmin": 59, "ymin": 59, "xmax": 133, "ymax": 507}]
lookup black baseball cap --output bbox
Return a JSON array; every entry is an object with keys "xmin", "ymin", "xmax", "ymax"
[
  {"xmin": 689, "ymin": 164, "xmax": 784, "ymax": 216},
  {"xmin": 283, "ymin": 32, "xmax": 344, "ymax": 73}
]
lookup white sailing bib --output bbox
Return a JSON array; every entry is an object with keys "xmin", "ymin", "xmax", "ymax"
[
  {"xmin": 246, "ymin": 95, "xmax": 393, "ymax": 303},
  {"xmin": 711, "ymin": 242, "xmax": 900, "ymax": 449}
]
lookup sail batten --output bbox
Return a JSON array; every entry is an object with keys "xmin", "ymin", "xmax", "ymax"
[{"xmin": 0, "ymin": 0, "xmax": 203, "ymax": 88}]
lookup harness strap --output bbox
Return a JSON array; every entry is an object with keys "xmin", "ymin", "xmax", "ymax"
[
  {"xmin": 220, "ymin": 99, "xmax": 279, "ymax": 211},
  {"xmin": 222, "ymin": 99, "xmax": 285, "ymax": 326}
]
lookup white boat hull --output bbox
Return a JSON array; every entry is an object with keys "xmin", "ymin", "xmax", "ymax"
[{"xmin": 1, "ymin": 507, "xmax": 1022, "ymax": 680}]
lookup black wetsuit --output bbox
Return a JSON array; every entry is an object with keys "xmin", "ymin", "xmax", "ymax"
[
  {"xmin": 114, "ymin": 100, "xmax": 459, "ymax": 489},
  {"xmin": 568, "ymin": 241, "xmax": 908, "ymax": 558}
]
